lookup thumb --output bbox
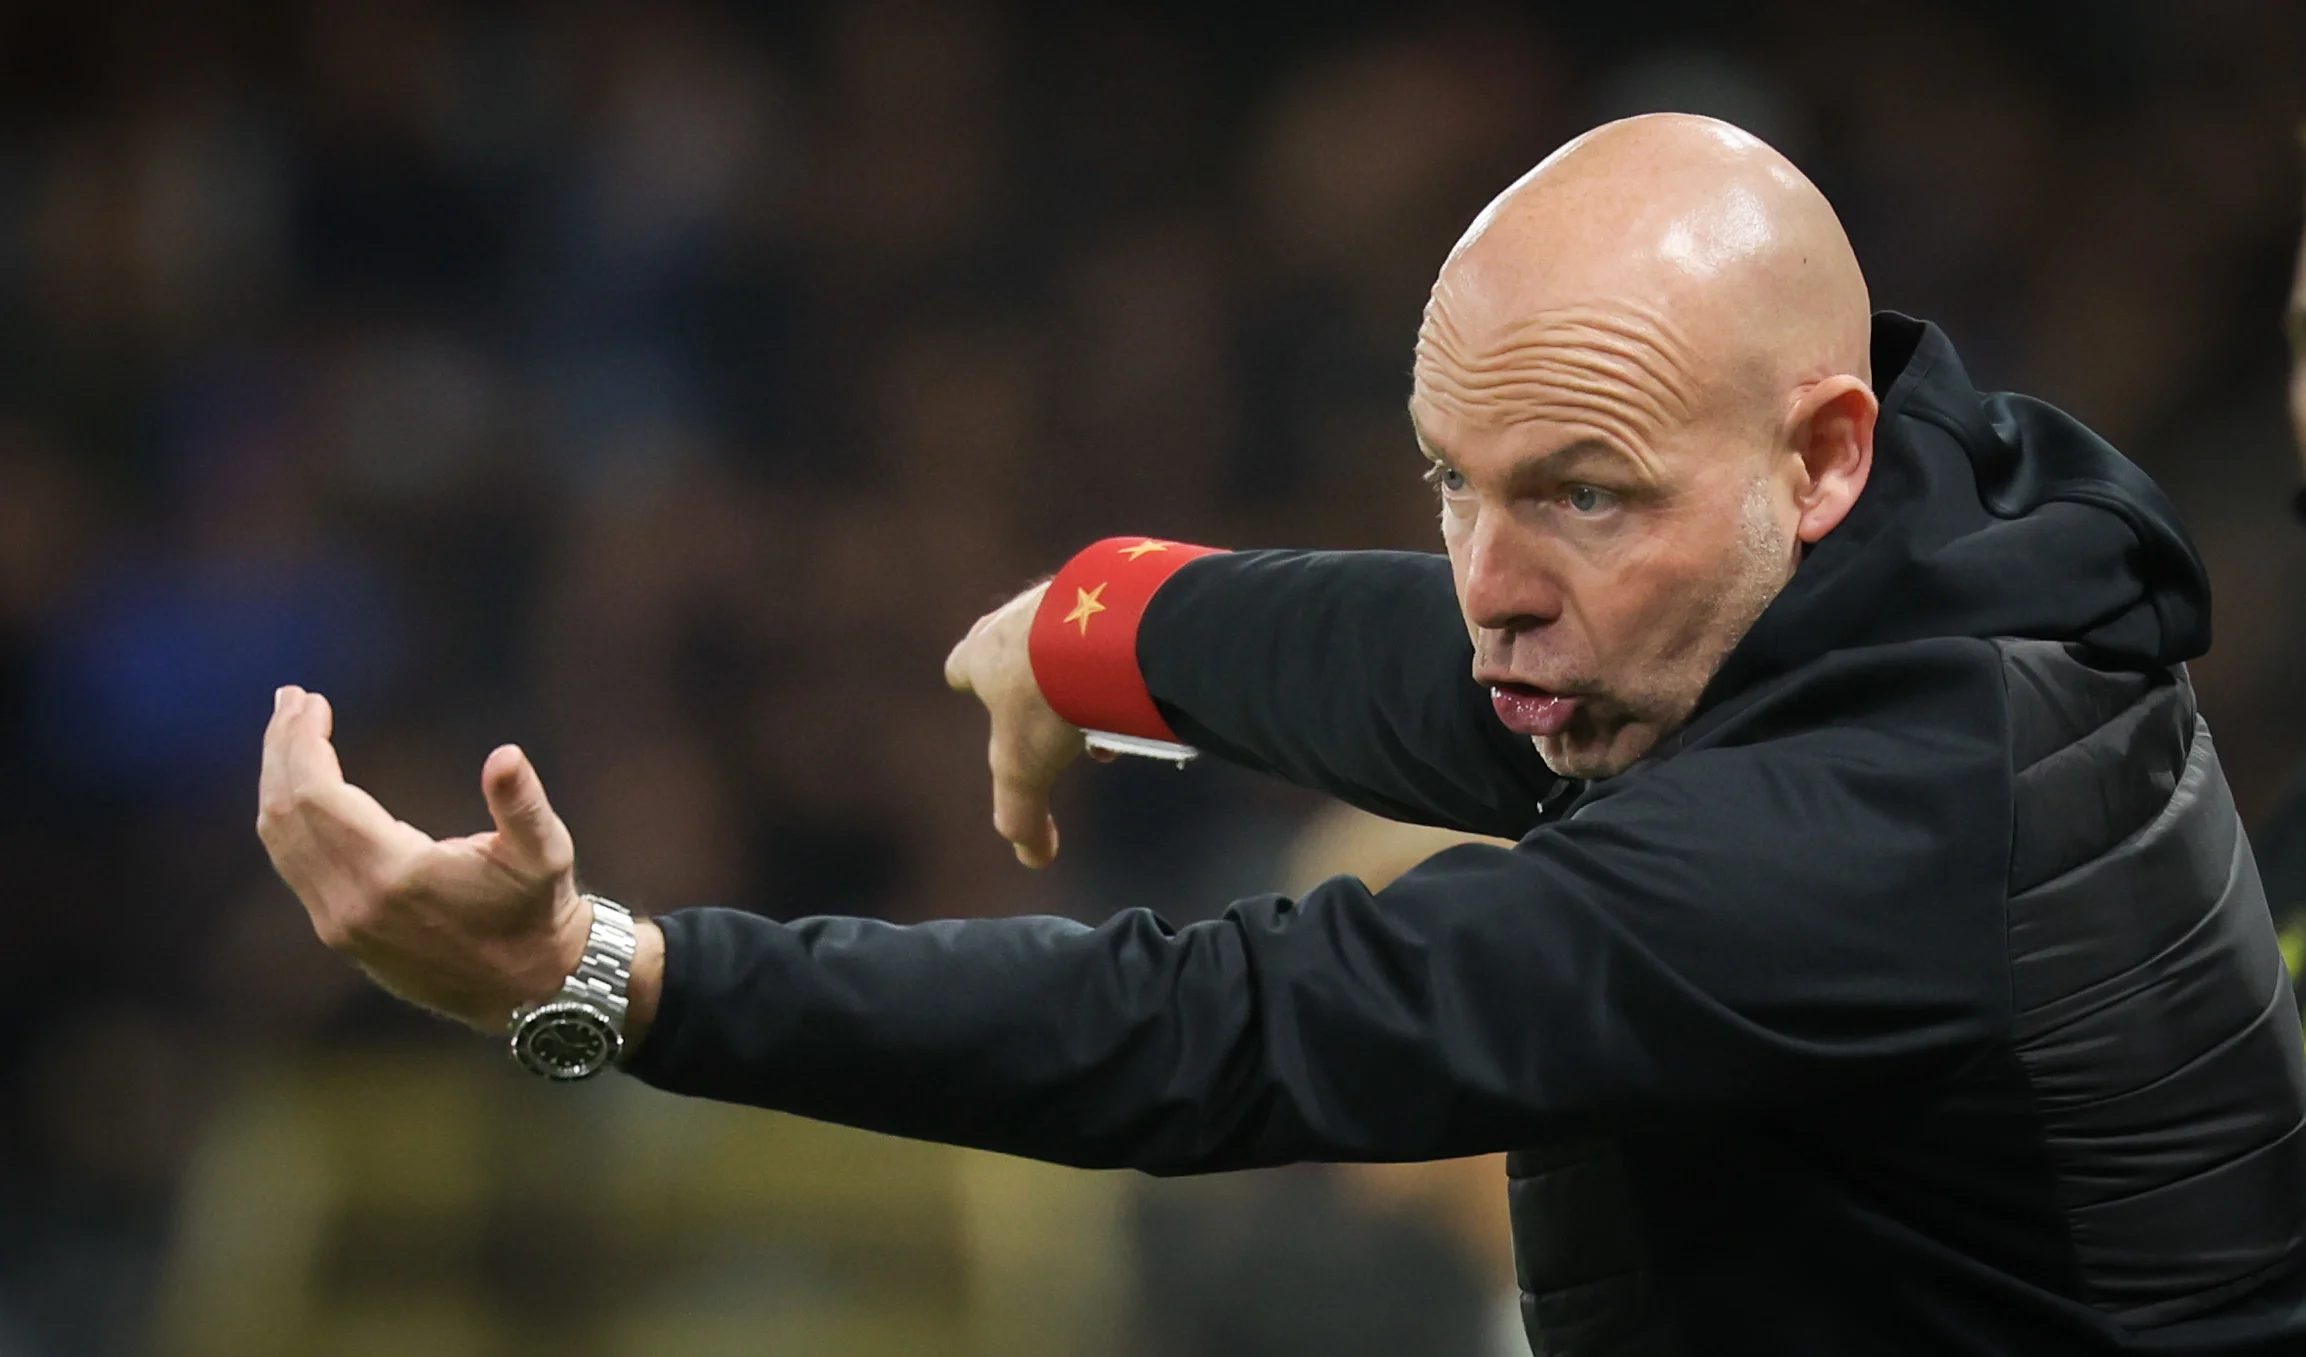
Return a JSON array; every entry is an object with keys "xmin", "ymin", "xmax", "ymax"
[{"xmin": 482, "ymin": 744, "xmax": 562, "ymax": 867}]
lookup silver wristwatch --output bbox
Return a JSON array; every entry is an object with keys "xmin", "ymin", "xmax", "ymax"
[{"xmin": 508, "ymin": 894, "xmax": 637, "ymax": 1080}]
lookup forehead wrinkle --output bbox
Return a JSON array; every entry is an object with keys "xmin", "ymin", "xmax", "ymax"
[
  {"xmin": 1414, "ymin": 369, "xmax": 1658, "ymax": 460},
  {"xmin": 1415, "ymin": 300, "xmax": 1706, "ymax": 455}
]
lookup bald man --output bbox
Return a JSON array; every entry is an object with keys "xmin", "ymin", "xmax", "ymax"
[{"xmin": 258, "ymin": 117, "xmax": 2306, "ymax": 1355}]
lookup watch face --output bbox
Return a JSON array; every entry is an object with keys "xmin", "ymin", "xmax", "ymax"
[{"xmin": 512, "ymin": 1003, "xmax": 622, "ymax": 1080}]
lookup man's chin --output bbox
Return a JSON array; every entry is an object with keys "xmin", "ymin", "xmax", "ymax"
[{"xmin": 1533, "ymin": 724, "xmax": 1655, "ymax": 781}]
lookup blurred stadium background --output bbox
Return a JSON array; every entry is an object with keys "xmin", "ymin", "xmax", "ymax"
[{"xmin": 0, "ymin": 2, "xmax": 2302, "ymax": 1355}]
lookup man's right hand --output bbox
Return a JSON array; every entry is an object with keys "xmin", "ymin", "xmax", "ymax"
[
  {"xmin": 256, "ymin": 686, "xmax": 599, "ymax": 1030},
  {"xmin": 944, "ymin": 582, "xmax": 1108, "ymax": 868}
]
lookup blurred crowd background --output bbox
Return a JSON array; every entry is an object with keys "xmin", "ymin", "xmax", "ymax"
[{"xmin": 2, "ymin": 1, "xmax": 2304, "ymax": 1355}]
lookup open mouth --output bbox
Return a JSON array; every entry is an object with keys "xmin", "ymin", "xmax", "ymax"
[{"xmin": 1490, "ymin": 683, "xmax": 1582, "ymax": 738}]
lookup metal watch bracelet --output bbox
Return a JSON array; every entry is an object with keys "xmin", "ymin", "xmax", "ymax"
[{"xmin": 507, "ymin": 894, "xmax": 637, "ymax": 1080}]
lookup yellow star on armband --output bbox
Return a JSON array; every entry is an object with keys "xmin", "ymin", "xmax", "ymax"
[
  {"xmin": 1119, "ymin": 539, "xmax": 1170, "ymax": 561},
  {"xmin": 1064, "ymin": 582, "xmax": 1109, "ymax": 635}
]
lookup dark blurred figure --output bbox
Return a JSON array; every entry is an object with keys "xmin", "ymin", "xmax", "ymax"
[{"xmin": 2255, "ymin": 142, "xmax": 2306, "ymax": 996}]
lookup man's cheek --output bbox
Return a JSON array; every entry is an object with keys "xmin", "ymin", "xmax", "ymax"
[{"xmin": 1443, "ymin": 550, "xmax": 1475, "ymax": 638}]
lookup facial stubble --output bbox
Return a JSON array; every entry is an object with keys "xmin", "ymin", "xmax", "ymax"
[{"xmin": 1535, "ymin": 475, "xmax": 1793, "ymax": 780}]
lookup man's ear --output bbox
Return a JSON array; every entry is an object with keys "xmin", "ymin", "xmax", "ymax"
[{"xmin": 1786, "ymin": 376, "xmax": 1877, "ymax": 545}]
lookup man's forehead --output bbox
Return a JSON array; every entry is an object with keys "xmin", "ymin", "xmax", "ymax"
[
  {"xmin": 1411, "ymin": 295, "xmax": 1711, "ymax": 460},
  {"xmin": 1415, "ymin": 294, "xmax": 1707, "ymax": 379}
]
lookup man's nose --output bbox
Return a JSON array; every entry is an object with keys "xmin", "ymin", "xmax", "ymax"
[{"xmin": 1459, "ymin": 512, "xmax": 1560, "ymax": 635}]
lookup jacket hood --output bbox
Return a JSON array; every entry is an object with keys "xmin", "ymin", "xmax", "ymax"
[{"xmin": 1700, "ymin": 312, "xmax": 2212, "ymax": 712}]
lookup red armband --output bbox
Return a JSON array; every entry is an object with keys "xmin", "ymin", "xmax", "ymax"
[{"xmin": 1028, "ymin": 537, "xmax": 1227, "ymax": 742}]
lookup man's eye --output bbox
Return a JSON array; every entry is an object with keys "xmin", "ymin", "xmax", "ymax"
[
  {"xmin": 1564, "ymin": 484, "xmax": 1615, "ymax": 513},
  {"xmin": 1424, "ymin": 462, "xmax": 1468, "ymax": 493}
]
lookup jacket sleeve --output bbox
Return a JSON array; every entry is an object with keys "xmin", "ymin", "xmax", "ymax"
[
  {"xmin": 627, "ymin": 643, "xmax": 2014, "ymax": 1173},
  {"xmin": 1032, "ymin": 541, "xmax": 1562, "ymax": 839}
]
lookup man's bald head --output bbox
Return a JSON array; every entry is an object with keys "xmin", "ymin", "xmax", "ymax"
[
  {"xmin": 1419, "ymin": 114, "xmax": 1871, "ymax": 447},
  {"xmin": 1411, "ymin": 114, "xmax": 1879, "ymax": 778}
]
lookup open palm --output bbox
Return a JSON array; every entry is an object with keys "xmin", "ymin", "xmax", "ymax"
[{"xmin": 256, "ymin": 686, "xmax": 589, "ymax": 1030}]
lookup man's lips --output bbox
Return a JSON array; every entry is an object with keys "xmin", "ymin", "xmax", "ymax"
[{"xmin": 1490, "ymin": 683, "xmax": 1581, "ymax": 737}]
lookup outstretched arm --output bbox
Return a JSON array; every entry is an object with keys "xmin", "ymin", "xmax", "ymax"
[{"xmin": 258, "ymin": 647, "xmax": 2013, "ymax": 1169}]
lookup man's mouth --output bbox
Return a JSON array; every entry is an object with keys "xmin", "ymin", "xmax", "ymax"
[{"xmin": 1490, "ymin": 683, "xmax": 1582, "ymax": 738}]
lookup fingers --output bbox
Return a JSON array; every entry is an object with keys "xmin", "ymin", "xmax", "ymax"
[
  {"xmin": 944, "ymin": 583, "xmax": 1080, "ymax": 867},
  {"xmin": 278, "ymin": 689, "xmax": 345, "ymax": 793},
  {"xmin": 990, "ymin": 750, "xmax": 1059, "ymax": 868},
  {"xmin": 261, "ymin": 691, "xmax": 397, "ymax": 847},
  {"xmin": 260, "ymin": 687, "xmax": 338, "ymax": 820},
  {"xmin": 257, "ymin": 688, "xmax": 412, "ymax": 942},
  {"xmin": 481, "ymin": 744, "xmax": 564, "ymax": 869},
  {"xmin": 258, "ymin": 685, "xmax": 298, "ymax": 818}
]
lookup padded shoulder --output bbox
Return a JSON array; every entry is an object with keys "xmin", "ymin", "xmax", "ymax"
[
  {"xmin": 1992, "ymin": 639, "xmax": 2306, "ymax": 1325},
  {"xmin": 1999, "ymin": 640, "xmax": 2187, "ymax": 893}
]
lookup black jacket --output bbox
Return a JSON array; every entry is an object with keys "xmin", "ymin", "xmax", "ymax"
[{"xmin": 630, "ymin": 315, "xmax": 2306, "ymax": 1355}]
